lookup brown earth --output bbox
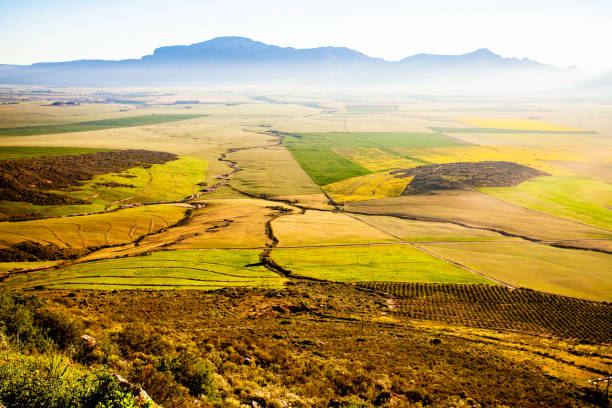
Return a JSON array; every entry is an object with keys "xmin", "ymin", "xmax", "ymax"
[
  {"xmin": 0, "ymin": 240, "xmax": 87, "ymax": 261},
  {"xmin": 390, "ymin": 161, "xmax": 547, "ymax": 194},
  {"xmin": 0, "ymin": 150, "xmax": 177, "ymax": 205}
]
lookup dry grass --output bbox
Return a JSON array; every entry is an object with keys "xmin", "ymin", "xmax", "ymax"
[
  {"xmin": 79, "ymin": 198, "xmax": 294, "ymax": 261},
  {"xmin": 418, "ymin": 242, "xmax": 612, "ymax": 301},
  {"xmin": 345, "ymin": 190, "xmax": 612, "ymax": 243},
  {"xmin": 481, "ymin": 176, "xmax": 612, "ymax": 230},
  {"xmin": 348, "ymin": 213, "xmax": 516, "ymax": 242},
  {"xmin": 271, "ymin": 193, "xmax": 336, "ymax": 211},
  {"xmin": 228, "ymin": 143, "xmax": 321, "ymax": 197},
  {"xmin": 393, "ymin": 145, "xmax": 585, "ymax": 176},
  {"xmin": 457, "ymin": 118, "xmax": 586, "ymax": 132},
  {"xmin": 272, "ymin": 210, "xmax": 398, "ymax": 247},
  {"xmin": 0, "ymin": 204, "xmax": 186, "ymax": 249}
]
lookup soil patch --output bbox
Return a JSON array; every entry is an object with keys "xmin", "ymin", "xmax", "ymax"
[
  {"xmin": 0, "ymin": 150, "xmax": 177, "ymax": 205},
  {"xmin": 391, "ymin": 161, "xmax": 547, "ymax": 194}
]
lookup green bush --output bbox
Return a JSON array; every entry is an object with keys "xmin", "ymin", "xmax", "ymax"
[
  {"xmin": 0, "ymin": 291, "xmax": 52, "ymax": 351},
  {"xmin": 0, "ymin": 353, "xmax": 142, "ymax": 408},
  {"xmin": 161, "ymin": 350, "xmax": 216, "ymax": 397}
]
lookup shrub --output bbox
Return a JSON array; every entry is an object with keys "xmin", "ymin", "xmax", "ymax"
[
  {"xmin": 34, "ymin": 307, "xmax": 83, "ymax": 349},
  {"xmin": 113, "ymin": 323, "xmax": 172, "ymax": 357},
  {"xmin": 163, "ymin": 350, "xmax": 216, "ymax": 398},
  {"xmin": 0, "ymin": 353, "xmax": 145, "ymax": 408}
]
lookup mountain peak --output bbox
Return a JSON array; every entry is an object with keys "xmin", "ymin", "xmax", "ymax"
[
  {"xmin": 190, "ymin": 36, "xmax": 266, "ymax": 49},
  {"xmin": 467, "ymin": 48, "xmax": 498, "ymax": 57}
]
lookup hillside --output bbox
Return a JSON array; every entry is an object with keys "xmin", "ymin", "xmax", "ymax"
[{"xmin": 0, "ymin": 37, "xmax": 579, "ymax": 90}]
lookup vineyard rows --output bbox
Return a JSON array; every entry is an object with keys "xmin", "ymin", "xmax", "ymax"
[{"xmin": 360, "ymin": 282, "xmax": 612, "ymax": 343}]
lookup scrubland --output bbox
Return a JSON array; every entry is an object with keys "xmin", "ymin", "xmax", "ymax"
[{"xmin": 0, "ymin": 89, "xmax": 610, "ymax": 407}]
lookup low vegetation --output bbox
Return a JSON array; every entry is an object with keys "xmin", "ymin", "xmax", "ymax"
[
  {"xmin": 481, "ymin": 176, "xmax": 612, "ymax": 230},
  {"xmin": 346, "ymin": 104, "xmax": 399, "ymax": 113},
  {"xmin": 283, "ymin": 132, "xmax": 461, "ymax": 186},
  {"xmin": 270, "ymin": 245, "xmax": 492, "ymax": 284},
  {"xmin": 3, "ymin": 249, "xmax": 286, "ymax": 290},
  {"xmin": 3, "ymin": 284, "xmax": 606, "ymax": 407},
  {"xmin": 0, "ymin": 114, "xmax": 207, "ymax": 136},
  {"xmin": 0, "ymin": 146, "xmax": 113, "ymax": 161},
  {"xmin": 0, "ymin": 150, "xmax": 177, "ymax": 206},
  {"xmin": 0, "ymin": 291, "xmax": 156, "ymax": 407},
  {"xmin": 360, "ymin": 282, "xmax": 612, "ymax": 343},
  {"xmin": 323, "ymin": 170, "xmax": 412, "ymax": 202},
  {"xmin": 0, "ymin": 204, "xmax": 187, "ymax": 250},
  {"xmin": 455, "ymin": 118, "xmax": 586, "ymax": 132},
  {"xmin": 391, "ymin": 161, "xmax": 547, "ymax": 194}
]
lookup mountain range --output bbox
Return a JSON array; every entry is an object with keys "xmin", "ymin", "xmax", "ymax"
[{"xmin": 0, "ymin": 37, "xmax": 588, "ymax": 91}]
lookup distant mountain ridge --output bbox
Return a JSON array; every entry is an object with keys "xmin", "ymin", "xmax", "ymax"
[
  {"xmin": 0, "ymin": 36, "xmax": 583, "ymax": 91},
  {"xmin": 142, "ymin": 37, "xmax": 379, "ymax": 63}
]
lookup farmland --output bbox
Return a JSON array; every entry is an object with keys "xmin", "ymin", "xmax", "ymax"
[
  {"xmin": 0, "ymin": 89, "xmax": 610, "ymax": 407},
  {"xmin": 456, "ymin": 118, "xmax": 587, "ymax": 132},
  {"xmin": 270, "ymin": 245, "xmax": 492, "ymax": 283},
  {"xmin": 416, "ymin": 242, "xmax": 612, "ymax": 301},
  {"xmin": 360, "ymin": 282, "xmax": 612, "ymax": 343},
  {"xmin": 0, "ymin": 145, "xmax": 113, "ymax": 160},
  {"xmin": 0, "ymin": 153, "xmax": 208, "ymax": 219},
  {"xmin": 0, "ymin": 204, "xmax": 187, "ymax": 250},
  {"xmin": 323, "ymin": 170, "xmax": 412, "ymax": 202},
  {"xmin": 283, "ymin": 131, "xmax": 461, "ymax": 185},
  {"xmin": 346, "ymin": 104, "xmax": 399, "ymax": 113},
  {"xmin": 0, "ymin": 114, "xmax": 207, "ymax": 136},
  {"xmin": 481, "ymin": 176, "xmax": 612, "ymax": 230},
  {"xmin": 3, "ymin": 249, "xmax": 285, "ymax": 290},
  {"xmin": 272, "ymin": 210, "xmax": 398, "ymax": 246}
]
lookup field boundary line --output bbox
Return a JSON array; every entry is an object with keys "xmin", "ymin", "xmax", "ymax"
[
  {"xmin": 469, "ymin": 186, "xmax": 612, "ymax": 233},
  {"xmin": 407, "ymin": 242, "xmax": 514, "ymax": 288}
]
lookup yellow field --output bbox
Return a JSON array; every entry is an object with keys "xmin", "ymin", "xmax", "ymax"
[
  {"xmin": 0, "ymin": 261, "xmax": 61, "ymax": 279},
  {"xmin": 445, "ymin": 132, "xmax": 612, "ymax": 147},
  {"xmin": 0, "ymin": 204, "xmax": 186, "ymax": 249},
  {"xmin": 271, "ymin": 193, "xmax": 336, "ymax": 211},
  {"xmin": 332, "ymin": 147, "xmax": 419, "ymax": 171},
  {"xmin": 418, "ymin": 242, "xmax": 612, "ymax": 302},
  {"xmin": 224, "ymin": 141, "xmax": 322, "ymax": 197},
  {"xmin": 348, "ymin": 214, "xmax": 517, "ymax": 242},
  {"xmin": 345, "ymin": 191, "xmax": 612, "ymax": 244},
  {"xmin": 79, "ymin": 198, "xmax": 295, "ymax": 261},
  {"xmin": 323, "ymin": 171, "xmax": 412, "ymax": 202},
  {"xmin": 457, "ymin": 118, "xmax": 585, "ymax": 132},
  {"xmin": 272, "ymin": 210, "xmax": 398, "ymax": 247},
  {"xmin": 393, "ymin": 145, "xmax": 585, "ymax": 176}
]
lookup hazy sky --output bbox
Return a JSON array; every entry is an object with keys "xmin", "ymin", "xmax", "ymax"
[{"xmin": 1, "ymin": 0, "xmax": 611, "ymax": 72}]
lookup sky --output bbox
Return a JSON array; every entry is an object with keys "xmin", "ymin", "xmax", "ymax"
[{"xmin": 1, "ymin": 0, "xmax": 611, "ymax": 72}]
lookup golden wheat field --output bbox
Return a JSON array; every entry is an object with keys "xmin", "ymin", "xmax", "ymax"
[{"xmin": 0, "ymin": 91, "xmax": 610, "ymax": 303}]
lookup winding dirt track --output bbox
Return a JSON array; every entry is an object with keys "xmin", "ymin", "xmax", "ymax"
[{"xmin": 5, "ymin": 125, "xmax": 612, "ymax": 289}]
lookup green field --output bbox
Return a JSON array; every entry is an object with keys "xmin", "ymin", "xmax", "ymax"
[
  {"xmin": 4, "ymin": 249, "xmax": 286, "ymax": 290},
  {"xmin": 0, "ymin": 155, "xmax": 208, "ymax": 219},
  {"xmin": 0, "ymin": 114, "xmax": 207, "ymax": 136},
  {"xmin": 481, "ymin": 176, "xmax": 612, "ymax": 230},
  {"xmin": 283, "ymin": 132, "xmax": 461, "ymax": 185},
  {"xmin": 0, "ymin": 146, "xmax": 113, "ymax": 160},
  {"xmin": 271, "ymin": 245, "xmax": 492, "ymax": 283}
]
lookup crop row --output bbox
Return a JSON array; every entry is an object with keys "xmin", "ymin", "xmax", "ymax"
[{"xmin": 360, "ymin": 282, "xmax": 612, "ymax": 343}]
